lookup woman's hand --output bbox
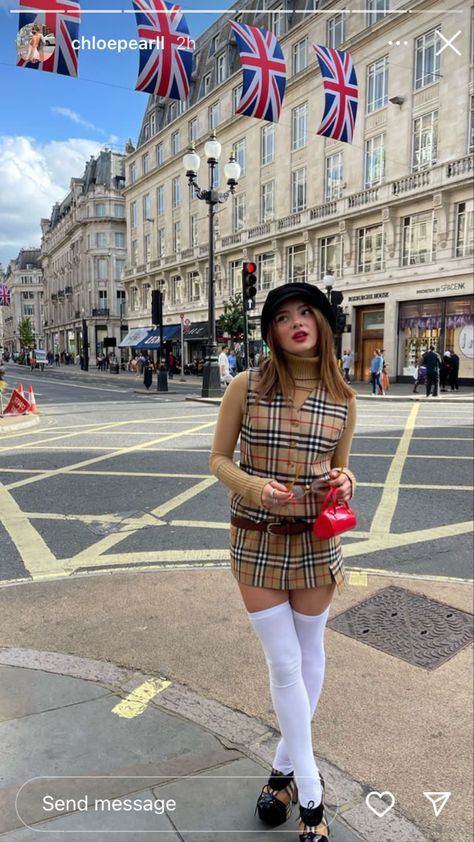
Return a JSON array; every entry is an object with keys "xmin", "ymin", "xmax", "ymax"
[
  {"xmin": 262, "ymin": 480, "xmax": 294, "ymax": 511},
  {"xmin": 326, "ymin": 469, "xmax": 353, "ymax": 502}
]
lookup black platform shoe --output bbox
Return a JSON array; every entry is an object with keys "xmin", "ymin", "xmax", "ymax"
[
  {"xmin": 298, "ymin": 774, "xmax": 329, "ymax": 841},
  {"xmin": 255, "ymin": 768, "xmax": 298, "ymax": 826}
]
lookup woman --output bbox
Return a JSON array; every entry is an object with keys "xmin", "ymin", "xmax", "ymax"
[
  {"xmin": 210, "ymin": 283, "xmax": 356, "ymax": 841},
  {"xmin": 26, "ymin": 23, "xmax": 42, "ymax": 63}
]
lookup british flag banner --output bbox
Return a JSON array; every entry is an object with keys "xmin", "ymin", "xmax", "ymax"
[
  {"xmin": 230, "ymin": 21, "xmax": 287, "ymax": 123},
  {"xmin": 0, "ymin": 285, "xmax": 11, "ymax": 307},
  {"xmin": 313, "ymin": 45, "xmax": 358, "ymax": 143},
  {"xmin": 16, "ymin": 0, "xmax": 80, "ymax": 78},
  {"xmin": 133, "ymin": 0, "xmax": 193, "ymax": 100}
]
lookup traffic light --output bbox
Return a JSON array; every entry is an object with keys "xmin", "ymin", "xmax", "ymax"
[
  {"xmin": 151, "ymin": 289, "xmax": 163, "ymax": 326},
  {"xmin": 242, "ymin": 261, "xmax": 257, "ymax": 310},
  {"xmin": 335, "ymin": 307, "xmax": 346, "ymax": 333}
]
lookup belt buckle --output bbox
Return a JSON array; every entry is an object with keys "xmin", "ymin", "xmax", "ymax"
[{"xmin": 266, "ymin": 521, "xmax": 283, "ymax": 534}]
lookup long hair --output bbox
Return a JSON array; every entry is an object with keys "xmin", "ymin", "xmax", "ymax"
[{"xmin": 256, "ymin": 308, "xmax": 356, "ymax": 404}]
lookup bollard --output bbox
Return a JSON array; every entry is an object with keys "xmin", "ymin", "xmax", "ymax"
[{"xmin": 157, "ymin": 365, "xmax": 168, "ymax": 392}]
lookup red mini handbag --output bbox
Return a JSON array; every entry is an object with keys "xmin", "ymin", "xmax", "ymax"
[{"xmin": 312, "ymin": 488, "xmax": 357, "ymax": 539}]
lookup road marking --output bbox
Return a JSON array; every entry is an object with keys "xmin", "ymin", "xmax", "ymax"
[
  {"xmin": 112, "ymin": 678, "xmax": 171, "ymax": 719},
  {"xmin": 348, "ymin": 571, "xmax": 368, "ymax": 587},
  {"xmin": 0, "ymin": 483, "xmax": 64, "ymax": 579},
  {"xmin": 343, "ymin": 520, "xmax": 473, "ymax": 558},
  {"xmin": 370, "ymin": 402, "xmax": 417, "ymax": 535}
]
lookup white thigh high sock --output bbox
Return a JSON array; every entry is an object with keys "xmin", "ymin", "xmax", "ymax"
[
  {"xmin": 248, "ymin": 601, "xmax": 322, "ymax": 807},
  {"xmin": 272, "ymin": 606, "xmax": 330, "ymax": 777}
]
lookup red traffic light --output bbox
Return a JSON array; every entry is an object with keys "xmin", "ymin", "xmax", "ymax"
[{"xmin": 245, "ymin": 262, "xmax": 256, "ymax": 273}]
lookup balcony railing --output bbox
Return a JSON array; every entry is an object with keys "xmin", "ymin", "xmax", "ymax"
[
  {"xmin": 222, "ymin": 232, "xmax": 242, "ymax": 247},
  {"xmin": 348, "ymin": 188, "xmax": 379, "ymax": 208},
  {"xmin": 248, "ymin": 223, "xmax": 271, "ymax": 239},
  {"xmin": 309, "ymin": 201, "xmax": 337, "ymax": 220},
  {"xmin": 278, "ymin": 212, "xmax": 302, "ymax": 230},
  {"xmin": 392, "ymin": 171, "xmax": 430, "ymax": 196},
  {"xmin": 92, "ymin": 308, "xmax": 110, "ymax": 317},
  {"xmin": 446, "ymin": 155, "xmax": 473, "ymax": 178}
]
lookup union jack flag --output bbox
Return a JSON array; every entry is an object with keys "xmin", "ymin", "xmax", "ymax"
[
  {"xmin": 133, "ymin": 0, "xmax": 193, "ymax": 100},
  {"xmin": 16, "ymin": 0, "xmax": 80, "ymax": 78},
  {"xmin": 0, "ymin": 285, "xmax": 11, "ymax": 307},
  {"xmin": 313, "ymin": 45, "xmax": 358, "ymax": 143},
  {"xmin": 230, "ymin": 21, "xmax": 287, "ymax": 123}
]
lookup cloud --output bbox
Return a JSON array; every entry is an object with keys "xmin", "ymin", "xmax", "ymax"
[
  {"xmin": 0, "ymin": 135, "xmax": 103, "ymax": 267},
  {"xmin": 51, "ymin": 106, "xmax": 107, "ymax": 136}
]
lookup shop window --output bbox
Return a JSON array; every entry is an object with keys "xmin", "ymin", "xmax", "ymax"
[
  {"xmin": 398, "ymin": 301, "xmax": 443, "ymax": 374},
  {"xmin": 446, "ymin": 298, "xmax": 474, "ymax": 378}
]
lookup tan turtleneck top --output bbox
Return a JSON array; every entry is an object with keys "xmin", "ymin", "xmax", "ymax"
[{"xmin": 210, "ymin": 353, "xmax": 356, "ymax": 508}]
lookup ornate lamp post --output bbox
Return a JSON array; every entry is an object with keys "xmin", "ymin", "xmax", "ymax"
[{"xmin": 183, "ymin": 134, "xmax": 241, "ymax": 398}]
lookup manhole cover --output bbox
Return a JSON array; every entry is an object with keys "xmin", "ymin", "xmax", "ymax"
[{"xmin": 327, "ymin": 586, "xmax": 473, "ymax": 670}]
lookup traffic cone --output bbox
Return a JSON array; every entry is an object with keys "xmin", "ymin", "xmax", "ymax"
[
  {"xmin": 27, "ymin": 384, "xmax": 38, "ymax": 412},
  {"xmin": 18, "ymin": 383, "xmax": 24, "ymax": 397}
]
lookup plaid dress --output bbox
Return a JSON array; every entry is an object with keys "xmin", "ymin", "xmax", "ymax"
[{"xmin": 229, "ymin": 370, "xmax": 349, "ymax": 594}]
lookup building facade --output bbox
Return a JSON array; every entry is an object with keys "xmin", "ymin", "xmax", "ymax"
[
  {"xmin": 123, "ymin": 0, "xmax": 473, "ymax": 379},
  {"xmin": 41, "ymin": 150, "xmax": 127, "ymax": 361},
  {"xmin": 2, "ymin": 249, "xmax": 44, "ymax": 355}
]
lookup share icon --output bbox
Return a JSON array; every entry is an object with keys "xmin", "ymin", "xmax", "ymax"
[{"xmin": 423, "ymin": 792, "xmax": 451, "ymax": 817}]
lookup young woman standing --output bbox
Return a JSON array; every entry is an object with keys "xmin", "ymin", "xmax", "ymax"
[{"xmin": 210, "ymin": 283, "xmax": 356, "ymax": 841}]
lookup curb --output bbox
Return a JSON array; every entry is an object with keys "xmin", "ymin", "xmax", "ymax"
[
  {"xmin": 0, "ymin": 413, "xmax": 40, "ymax": 432},
  {"xmin": 0, "ymin": 646, "xmax": 431, "ymax": 842}
]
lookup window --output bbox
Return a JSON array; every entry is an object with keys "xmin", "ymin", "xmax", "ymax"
[
  {"xmin": 172, "ymin": 176, "xmax": 181, "ymax": 208},
  {"xmin": 319, "ymin": 234, "xmax": 344, "ymax": 278},
  {"xmin": 95, "ymin": 203, "xmax": 106, "ymax": 217},
  {"xmin": 469, "ymin": 95, "xmax": 474, "ymax": 153},
  {"xmin": 232, "ymin": 193, "xmax": 246, "ymax": 232},
  {"xmin": 291, "ymin": 168, "xmax": 307, "ymax": 212},
  {"xmin": 144, "ymin": 234, "xmax": 151, "ymax": 263},
  {"xmin": 365, "ymin": 134, "xmax": 385, "ymax": 186},
  {"xmin": 169, "ymin": 101, "xmax": 178, "ymax": 122},
  {"xmin": 171, "ymin": 130, "xmax": 181, "ymax": 156},
  {"xmin": 261, "ymin": 181, "xmax": 275, "ymax": 222},
  {"xmin": 233, "ymin": 139, "xmax": 246, "ymax": 177},
  {"xmin": 261, "ymin": 124, "xmax": 275, "ymax": 164},
  {"xmin": 157, "ymin": 227, "xmax": 165, "ymax": 258},
  {"xmin": 173, "ymin": 221, "xmax": 181, "ymax": 253},
  {"xmin": 129, "ymin": 163, "xmax": 137, "ymax": 184},
  {"xmin": 23, "ymin": 304, "xmax": 34, "ymax": 315},
  {"xmin": 188, "ymin": 271, "xmax": 200, "ymax": 302},
  {"xmin": 142, "ymin": 153, "xmax": 149, "ymax": 175},
  {"xmin": 114, "ymin": 203, "xmax": 125, "ymax": 218},
  {"xmin": 412, "ymin": 111, "xmax": 438, "ymax": 171},
  {"xmin": 96, "ymin": 257, "xmax": 108, "ymax": 280},
  {"xmin": 271, "ymin": 6, "xmax": 285, "ymax": 38},
  {"xmin": 415, "ymin": 30, "xmax": 440, "ymax": 89},
  {"xmin": 367, "ymin": 0, "xmax": 389, "ymax": 26},
  {"xmin": 201, "ymin": 73, "xmax": 211, "ymax": 97},
  {"xmin": 143, "ymin": 123, "xmax": 150, "ymax": 142},
  {"xmin": 22, "ymin": 290, "xmax": 34, "ymax": 299},
  {"xmin": 357, "ymin": 224, "xmax": 384, "ymax": 272},
  {"xmin": 115, "ymin": 232, "xmax": 125, "ymax": 248},
  {"xmin": 157, "ymin": 185, "xmax": 165, "ymax": 215},
  {"xmin": 402, "ymin": 212, "xmax": 437, "ymax": 265},
  {"xmin": 209, "ymin": 102, "xmax": 220, "ymax": 130},
  {"xmin": 367, "ymin": 56, "xmax": 388, "ymax": 112},
  {"xmin": 156, "ymin": 142, "xmax": 164, "ymax": 166},
  {"xmin": 232, "ymin": 84, "xmax": 243, "ymax": 114},
  {"xmin": 209, "ymin": 34, "xmax": 219, "ymax": 56},
  {"xmin": 130, "ymin": 202, "xmax": 138, "ymax": 228},
  {"xmin": 96, "ymin": 233, "xmax": 107, "ymax": 248},
  {"xmin": 190, "ymin": 214, "xmax": 198, "ymax": 247},
  {"xmin": 287, "ymin": 244, "xmax": 308, "ymax": 282},
  {"xmin": 325, "ymin": 152, "xmax": 343, "ymax": 200},
  {"xmin": 216, "ymin": 51, "xmax": 227, "ymax": 83},
  {"xmin": 131, "ymin": 241, "xmax": 138, "ymax": 267},
  {"xmin": 149, "ymin": 113, "xmax": 156, "ymax": 136},
  {"xmin": 189, "ymin": 117, "xmax": 198, "ymax": 143},
  {"xmin": 143, "ymin": 193, "xmax": 151, "ymax": 221},
  {"xmin": 141, "ymin": 284, "xmax": 150, "ymax": 311},
  {"xmin": 257, "ymin": 253, "xmax": 275, "ymax": 291},
  {"xmin": 169, "ymin": 275, "xmax": 179, "ymax": 306},
  {"xmin": 327, "ymin": 14, "xmax": 344, "ymax": 49},
  {"xmin": 292, "ymin": 38, "xmax": 308, "ymax": 75},
  {"xmin": 456, "ymin": 202, "xmax": 474, "ymax": 257},
  {"xmin": 115, "ymin": 260, "xmax": 125, "ymax": 280},
  {"xmin": 228, "ymin": 259, "xmax": 241, "ymax": 296},
  {"xmin": 292, "ymin": 102, "xmax": 308, "ymax": 150}
]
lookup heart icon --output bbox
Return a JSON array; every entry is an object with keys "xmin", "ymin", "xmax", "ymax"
[{"xmin": 366, "ymin": 791, "xmax": 395, "ymax": 817}]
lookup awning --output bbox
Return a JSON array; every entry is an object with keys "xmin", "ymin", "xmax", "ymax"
[
  {"xmin": 184, "ymin": 322, "xmax": 209, "ymax": 341},
  {"xmin": 118, "ymin": 328, "xmax": 149, "ymax": 348},
  {"xmin": 134, "ymin": 324, "xmax": 181, "ymax": 350}
]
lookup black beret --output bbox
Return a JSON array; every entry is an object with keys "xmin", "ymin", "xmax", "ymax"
[{"xmin": 260, "ymin": 282, "xmax": 336, "ymax": 341}]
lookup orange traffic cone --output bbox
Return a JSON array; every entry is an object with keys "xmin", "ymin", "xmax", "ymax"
[
  {"xmin": 18, "ymin": 383, "xmax": 25, "ymax": 397},
  {"xmin": 27, "ymin": 384, "xmax": 38, "ymax": 412}
]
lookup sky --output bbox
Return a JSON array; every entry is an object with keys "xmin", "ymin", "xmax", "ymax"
[{"xmin": 0, "ymin": 1, "xmax": 224, "ymax": 269}]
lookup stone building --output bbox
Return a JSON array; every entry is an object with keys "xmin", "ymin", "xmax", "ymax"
[
  {"xmin": 123, "ymin": 0, "xmax": 473, "ymax": 379},
  {"xmin": 41, "ymin": 150, "xmax": 127, "ymax": 361},
  {"xmin": 2, "ymin": 249, "xmax": 44, "ymax": 355}
]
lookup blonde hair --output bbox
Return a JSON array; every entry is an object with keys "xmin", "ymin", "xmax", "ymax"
[{"xmin": 257, "ymin": 307, "xmax": 356, "ymax": 404}]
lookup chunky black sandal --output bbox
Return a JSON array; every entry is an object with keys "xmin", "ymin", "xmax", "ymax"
[
  {"xmin": 297, "ymin": 773, "xmax": 329, "ymax": 841},
  {"xmin": 255, "ymin": 768, "xmax": 298, "ymax": 826}
]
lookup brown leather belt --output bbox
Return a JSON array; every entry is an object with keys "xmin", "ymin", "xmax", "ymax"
[{"xmin": 231, "ymin": 516, "xmax": 313, "ymax": 535}]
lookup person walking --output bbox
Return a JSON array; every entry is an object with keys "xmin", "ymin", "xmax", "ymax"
[
  {"xmin": 448, "ymin": 350, "xmax": 460, "ymax": 391},
  {"xmin": 342, "ymin": 349, "xmax": 353, "ymax": 383},
  {"xmin": 218, "ymin": 345, "xmax": 233, "ymax": 387},
  {"xmin": 370, "ymin": 349, "xmax": 383, "ymax": 396},
  {"xmin": 381, "ymin": 363, "xmax": 390, "ymax": 394},
  {"xmin": 210, "ymin": 282, "xmax": 356, "ymax": 841},
  {"xmin": 423, "ymin": 346, "xmax": 441, "ymax": 397}
]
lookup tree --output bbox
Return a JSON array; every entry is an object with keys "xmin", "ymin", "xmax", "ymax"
[
  {"xmin": 219, "ymin": 293, "xmax": 246, "ymax": 341},
  {"xmin": 18, "ymin": 317, "xmax": 35, "ymax": 350}
]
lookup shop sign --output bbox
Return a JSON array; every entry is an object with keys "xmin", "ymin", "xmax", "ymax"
[
  {"xmin": 416, "ymin": 282, "xmax": 466, "ymax": 295},
  {"xmin": 348, "ymin": 292, "xmax": 389, "ymax": 302}
]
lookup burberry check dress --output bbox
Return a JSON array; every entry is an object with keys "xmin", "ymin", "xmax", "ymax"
[{"xmin": 229, "ymin": 363, "xmax": 350, "ymax": 594}]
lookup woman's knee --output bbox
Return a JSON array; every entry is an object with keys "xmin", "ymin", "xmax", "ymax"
[{"xmin": 238, "ymin": 582, "xmax": 289, "ymax": 613}]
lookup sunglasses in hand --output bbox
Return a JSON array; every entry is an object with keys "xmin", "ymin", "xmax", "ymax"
[{"xmin": 285, "ymin": 466, "xmax": 333, "ymax": 499}]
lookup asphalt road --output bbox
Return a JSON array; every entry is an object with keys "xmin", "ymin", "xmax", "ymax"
[{"xmin": 0, "ymin": 366, "xmax": 472, "ymax": 586}]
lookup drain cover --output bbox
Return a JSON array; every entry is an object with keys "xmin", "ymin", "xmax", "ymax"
[{"xmin": 328, "ymin": 586, "xmax": 473, "ymax": 670}]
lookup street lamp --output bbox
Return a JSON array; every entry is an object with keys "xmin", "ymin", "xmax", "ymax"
[
  {"xmin": 183, "ymin": 134, "xmax": 241, "ymax": 397},
  {"xmin": 323, "ymin": 271, "xmax": 334, "ymax": 300}
]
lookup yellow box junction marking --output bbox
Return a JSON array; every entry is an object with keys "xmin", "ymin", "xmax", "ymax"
[
  {"xmin": 370, "ymin": 404, "xmax": 419, "ymax": 536},
  {"xmin": 112, "ymin": 678, "xmax": 171, "ymax": 719}
]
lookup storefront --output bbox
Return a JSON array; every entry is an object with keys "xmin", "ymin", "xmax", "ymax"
[{"xmin": 398, "ymin": 295, "xmax": 473, "ymax": 381}]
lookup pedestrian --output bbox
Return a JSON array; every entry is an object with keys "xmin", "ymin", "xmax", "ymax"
[
  {"xmin": 423, "ymin": 345, "xmax": 441, "ymax": 397},
  {"xmin": 439, "ymin": 352, "xmax": 451, "ymax": 392},
  {"xmin": 143, "ymin": 355, "xmax": 153, "ymax": 390},
  {"xmin": 54, "ymin": 353, "xmax": 60, "ymax": 367},
  {"xmin": 370, "ymin": 349, "xmax": 383, "ymax": 396},
  {"xmin": 210, "ymin": 282, "xmax": 356, "ymax": 841},
  {"xmin": 228, "ymin": 349, "xmax": 237, "ymax": 376},
  {"xmin": 448, "ymin": 350, "xmax": 460, "ymax": 391},
  {"xmin": 342, "ymin": 349, "xmax": 353, "ymax": 383},
  {"xmin": 381, "ymin": 363, "xmax": 390, "ymax": 394},
  {"xmin": 218, "ymin": 345, "xmax": 233, "ymax": 387},
  {"xmin": 167, "ymin": 351, "xmax": 175, "ymax": 379}
]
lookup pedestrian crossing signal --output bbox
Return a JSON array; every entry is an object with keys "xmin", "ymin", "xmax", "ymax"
[{"xmin": 242, "ymin": 261, "xmax": 257, "ymax": 310}]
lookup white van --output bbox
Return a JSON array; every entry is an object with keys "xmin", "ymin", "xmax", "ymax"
[{"xmin": 31, "ymin": 349, "xmax": 47, "ymax": 371}]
